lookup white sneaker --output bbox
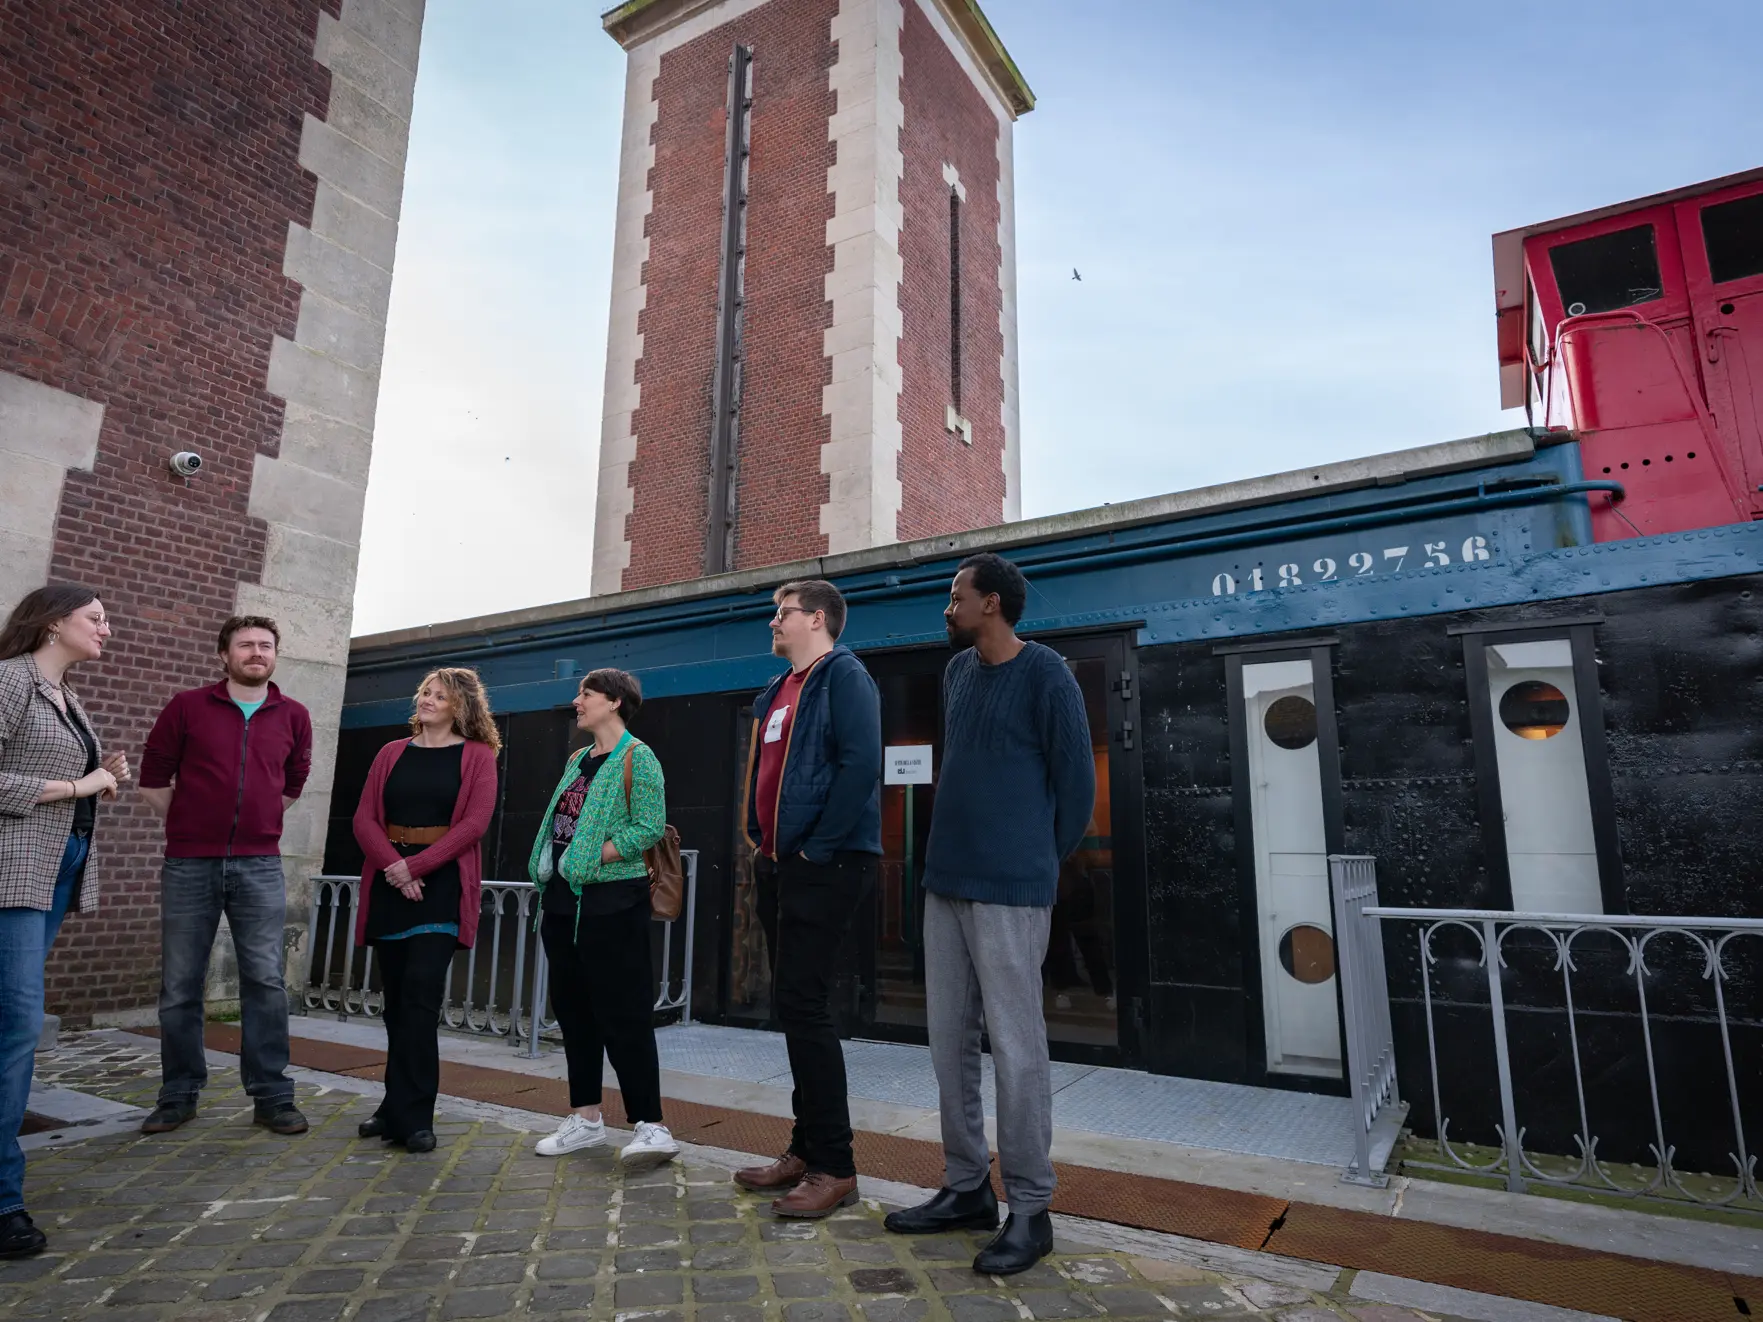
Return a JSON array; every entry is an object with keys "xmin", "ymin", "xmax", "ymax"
[
  {"xmin": 536, "ymin": 1113, "xmax": 607, "ymax": 1157},
  {"xmin": 619, "ymin": 1121, "xmax": 679, "ymax": 1169}
]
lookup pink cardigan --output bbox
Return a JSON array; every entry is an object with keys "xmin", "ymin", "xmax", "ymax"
[{"xmin": 352, "ymin": 737, "xmax": 499, "ymax": 948}]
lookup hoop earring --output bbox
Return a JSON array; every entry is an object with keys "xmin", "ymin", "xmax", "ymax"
[{"xmin": 48, "ymin": 631, "xmax": 60, "ymax": 646}]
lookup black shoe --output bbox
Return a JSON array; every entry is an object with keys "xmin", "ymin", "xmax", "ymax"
[
  {"xmin": 140, "ymin": 1100, "xmax": 198, "ymax": 1134},
  {"xmin": 0, "ymin": 1210, "xmax": 46, "ymax": 1259},
  {"xmin": 253, "ymin": 1103, "xmax": 309, "ymax": 1135},
  {"xmin": 973, "ymin": 1210, "xmax": 1053, "ymax": 1276},
  {"xmin": 358, "ymin": 1115, "xmax": 389, "ymax": 1139},
  {"xmin": 883, "ymin": 1183, "xmax": 1000, "ymax": 1235},
  {"xmin": 403, "ymin": 1130, "xmax": 437, "ymax": 1153}
]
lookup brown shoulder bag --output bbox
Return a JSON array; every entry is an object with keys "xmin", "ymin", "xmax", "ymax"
[{"xmin": 623, "ymin": 745, "xmax": 685, "ymax": 921}]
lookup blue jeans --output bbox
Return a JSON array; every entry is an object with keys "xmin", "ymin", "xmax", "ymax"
[
  {"xmin": 158, "ymin": 855, "xmax": 293, "ymax": 1109},
  {"xmin": 0, "ymin": 833, "xmax": 88, "ymax": 1215}
]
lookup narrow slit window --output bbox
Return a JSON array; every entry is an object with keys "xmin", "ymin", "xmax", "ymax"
[{"xmin": 948, "ymin": 188, "xmax": 963, "ymax": 412}]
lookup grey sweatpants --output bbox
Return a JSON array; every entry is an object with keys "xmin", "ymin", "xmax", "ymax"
[{"xmin": 924, "ymin": 891, "xmax": 1054, "ymax": 1215}]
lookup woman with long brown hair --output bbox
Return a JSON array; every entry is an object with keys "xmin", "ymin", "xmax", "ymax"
[
  {"xmin": 0, "ymin": 585, "xmax": 129, "ymax": 1258},
  {"xmin": 350, "ymin": 667, "xmax": 500, "ymax": 1152}
]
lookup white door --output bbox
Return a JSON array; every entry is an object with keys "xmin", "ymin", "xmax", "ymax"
[
  {"xmin": 1242, "ymin": 659, "xmax": 1342, "ymax": 1078},
  {"xmin": 1486, "ymin": 639, "xmax": 1603, "ymax": 914}
]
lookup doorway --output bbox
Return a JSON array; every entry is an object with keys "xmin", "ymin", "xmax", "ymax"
[
  {"xmin": 1239, "ymin": 656, "xmax": 1342, "ymax": 1079},
  {"xmin": 858, "ymin": 634, "xmax": 1146, "ymax": 1066},
  {"xmin": 722, "ymin": 633, "xmax": 1147, "ymax": 1066}
]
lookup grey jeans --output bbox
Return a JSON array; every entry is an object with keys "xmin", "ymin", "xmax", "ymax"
[
  {"xmin": 158, "ymin": 855, "xmax": 293, "ymax": 1108},
  {"xmin": 924, "ymin": 891, "xmax": 1054, "ymax": 1215}
]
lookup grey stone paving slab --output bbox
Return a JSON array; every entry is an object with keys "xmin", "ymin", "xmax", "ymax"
[
  {"xmin": 649, "ymin": 1023, "xmax": 1357, "ymax": 1165},
  {"xmin": 4, "ymin": 1033, "xmax": 1463, "ymax": 1322}
]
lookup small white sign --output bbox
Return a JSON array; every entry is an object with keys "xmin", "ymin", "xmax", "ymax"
[{"xmin": 885, "ymin": 745, "xmax": 933, "ymax": 785}]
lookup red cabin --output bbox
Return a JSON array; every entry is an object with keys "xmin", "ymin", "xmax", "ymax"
[{"xmin": 1494, "ymin": 169, "xmax": 1763, "ymax": 541}]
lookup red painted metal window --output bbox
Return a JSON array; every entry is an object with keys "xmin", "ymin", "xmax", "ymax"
[
  {"xmin": 1548, "ymin": 224, "xmax": 1663, "ymax": 316},
  {"xmin": 1700, "ymin": 193, "xmax": 1763, "ymax": 284}
]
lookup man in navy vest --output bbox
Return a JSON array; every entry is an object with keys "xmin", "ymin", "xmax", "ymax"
[{"xmin": 734, "ymin": 579, "xmax": 882, "ymax": 1217}]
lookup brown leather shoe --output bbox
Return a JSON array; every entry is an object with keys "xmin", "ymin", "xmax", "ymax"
[
  {"xmin": 771, "ymin": 1170, "xmax": 858, "ymax": 1219},
  {"xmin": 733, "ymin": 1151, "xmax": 807, "ymax": 1192}
]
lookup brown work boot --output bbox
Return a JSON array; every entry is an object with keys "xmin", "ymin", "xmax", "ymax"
[
  {"xmin": 734, "ymin": 1151, "xmax": 807, "ymax": 1191},
  {"xmin": 771, "ymin": 1170, "xmax": 858, "ymax": 1219}
]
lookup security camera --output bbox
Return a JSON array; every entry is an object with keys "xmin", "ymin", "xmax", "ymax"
[{"xmin": 169, "ymin": 451, "xmax": 203, "ymax": 477}]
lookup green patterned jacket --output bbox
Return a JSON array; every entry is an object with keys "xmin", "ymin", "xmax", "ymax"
[{"xmin": 526, "ymin": 731, "xmax": 666, "ymax": 906}]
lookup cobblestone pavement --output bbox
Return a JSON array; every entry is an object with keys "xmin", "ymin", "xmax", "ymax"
[{"xmin": 4, "ymin": 1033, "xmax": 1471, "ymax": 1322}]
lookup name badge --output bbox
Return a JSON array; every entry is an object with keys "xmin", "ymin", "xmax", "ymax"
[{"xmin": 763, "ymin": 705, "xmax": 790, "ymax": 744}]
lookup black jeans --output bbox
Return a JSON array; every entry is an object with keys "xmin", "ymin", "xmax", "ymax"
[
  {"xmin": 541, "ymin": 902, "xmax": 664, "ymax": 1124},
  {"xmin": 372, "ymin": 933, "xmax": 455, "ymax": 1139},
  {"xmin": 757, "ymin": 851, "xmax": 877, "ymax": 1179}
]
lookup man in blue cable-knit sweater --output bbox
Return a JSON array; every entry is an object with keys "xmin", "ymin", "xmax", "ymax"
[{"xmin": 882, "ymin": 553, "xmax": 1095, "ymax": 1276}]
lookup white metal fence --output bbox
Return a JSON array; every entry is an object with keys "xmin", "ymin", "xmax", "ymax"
[
  {"xmin": 302, "ymin": 851, "xmax": 700, "ymax": 1057},
  {"xmin": 1328, "ymin": 855, "xmax": 1408, "ymax": 1186},
  {"xmin": 1359, "ymin": 898, "xmax": 1763, "ymax": 1209}
]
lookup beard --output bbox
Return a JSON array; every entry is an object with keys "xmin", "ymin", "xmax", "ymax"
[
  {"xmin": 771, "ymin": 634, "xmax": 788, "ymax": 657},
  {"xmin": 946, "ymin": 623, "xmax": 978, "ymax": 651},
  {"xmin": 226, "ymin": 657, "xmax": 275, "ymax": 684}
]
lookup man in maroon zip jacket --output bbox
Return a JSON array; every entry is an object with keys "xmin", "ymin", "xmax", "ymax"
[{"xmin": 136, "ymin": 616, "xmax": 313, "ymax": 1135}]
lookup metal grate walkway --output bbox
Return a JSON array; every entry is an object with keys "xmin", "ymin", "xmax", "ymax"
[{"xmin": 653, "ymin": 1023, "xmax": 1357, "ymax": 1167}]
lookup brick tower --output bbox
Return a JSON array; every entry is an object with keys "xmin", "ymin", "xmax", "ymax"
[{"xmin": 592, "ymin": 0, "xmax": 1032, "ymax": 595}]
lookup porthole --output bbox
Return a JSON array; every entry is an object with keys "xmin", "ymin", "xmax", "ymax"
[
  {"xmin": 1278, "ymin": 925, "xmax": 1336, "ymax": 984},
  {"xmin": 1499, "ymin": 680, "xmax": 1570, "ymax": 740},
  {"xmin": 1263, "ymin": 695, "xmax": 1318, "ymax": 750}
]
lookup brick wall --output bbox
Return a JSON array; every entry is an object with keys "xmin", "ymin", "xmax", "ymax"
[
  {"xmin": 1, "ymin": 0, "xmax": 422, "ymax": 1024},
  {"xmin": 895, "ymin": 0, "xmax": 1006, "ymax": 541},
  {"xmin": 621, "ymin": 0, "xmax": 839, "ymax": 591},
  {"xmin": 0, "ymin": 0, "xmax": 336, "ymax": 1021}
]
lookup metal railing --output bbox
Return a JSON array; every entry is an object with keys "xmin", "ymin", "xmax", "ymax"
[
  {"xmin": 1363, "ymin": 901, "xmax": 1763, "ymax": 1209},
  {"xmin": 1328, "ymin": 856, "xmax": 1407, "ymax": 1187},
  {"xmin": 303, "ymin": 851, "xmax": 700, "ymax": 1057}
]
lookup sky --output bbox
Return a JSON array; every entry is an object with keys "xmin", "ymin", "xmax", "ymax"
[{"xmin": 351, "ymin": 0, "xmax": 1763, "ymax": 636}]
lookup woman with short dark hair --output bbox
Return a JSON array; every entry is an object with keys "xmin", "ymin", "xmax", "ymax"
[
  {"xmin": 0, "ymin": 585, "xmax": 129, "ymax": 1259},
  {"xmin": 527, "ymin": 668, "xmax": 676, "ymax": 1168}
]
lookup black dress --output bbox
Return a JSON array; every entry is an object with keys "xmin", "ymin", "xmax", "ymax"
[{"xmin": 365, "ymin": 742, "xmax": 464, "ymax": 944}]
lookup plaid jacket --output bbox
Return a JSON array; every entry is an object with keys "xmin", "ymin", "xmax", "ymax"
[{"xmin": 0, "ymin": 654, "xmax": 103, "ymax": 912}]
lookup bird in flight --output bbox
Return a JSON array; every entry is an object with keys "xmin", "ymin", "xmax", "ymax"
[{"xmin": 1072, "ymin": 268, "xmax": 1082, "ymax": 281}]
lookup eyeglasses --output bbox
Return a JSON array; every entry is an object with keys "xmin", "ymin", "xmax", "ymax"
[{"xmin": 771, "ymin": 606, "xmax": 816, "ymax": 622}]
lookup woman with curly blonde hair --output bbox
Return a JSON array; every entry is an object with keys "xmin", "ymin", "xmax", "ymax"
[{"xmin": 349, "ymin": 667, "xmax": 501, "ymax": 1152}]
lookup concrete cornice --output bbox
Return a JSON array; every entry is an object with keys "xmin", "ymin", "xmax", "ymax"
[
  {"xmin": 352, "ymin": 429, "xmax": 1537, "ymax": 655},
  {"xmin": 934, "ymin": 0, "xmax": 1033, "ymax": 116},
  {"xmin": 600, "ymin": 0, "xmax": 1033, "ymax": 115}
]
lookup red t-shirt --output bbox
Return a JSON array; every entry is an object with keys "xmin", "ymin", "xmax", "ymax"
[{"xmin": 754, "ymin": 663, "xmax": 813, "ymax": 858}]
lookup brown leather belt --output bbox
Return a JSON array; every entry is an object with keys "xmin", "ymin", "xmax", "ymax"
[{"xmin": 386, "ymin": 824, "xmax": 448, "ymax": 846}]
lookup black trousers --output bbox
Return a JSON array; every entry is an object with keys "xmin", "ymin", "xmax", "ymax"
[
  {"xmin": 372, "ymin": 932, "xmax": 456, "ymax": 1138},
  {"xmin": 757, "ymin": 852, "xmax": 876, "ymax": 1179},
  {"xmin": 541, "ymin": 902, "xmax": 664, "ymax": 1124}
]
